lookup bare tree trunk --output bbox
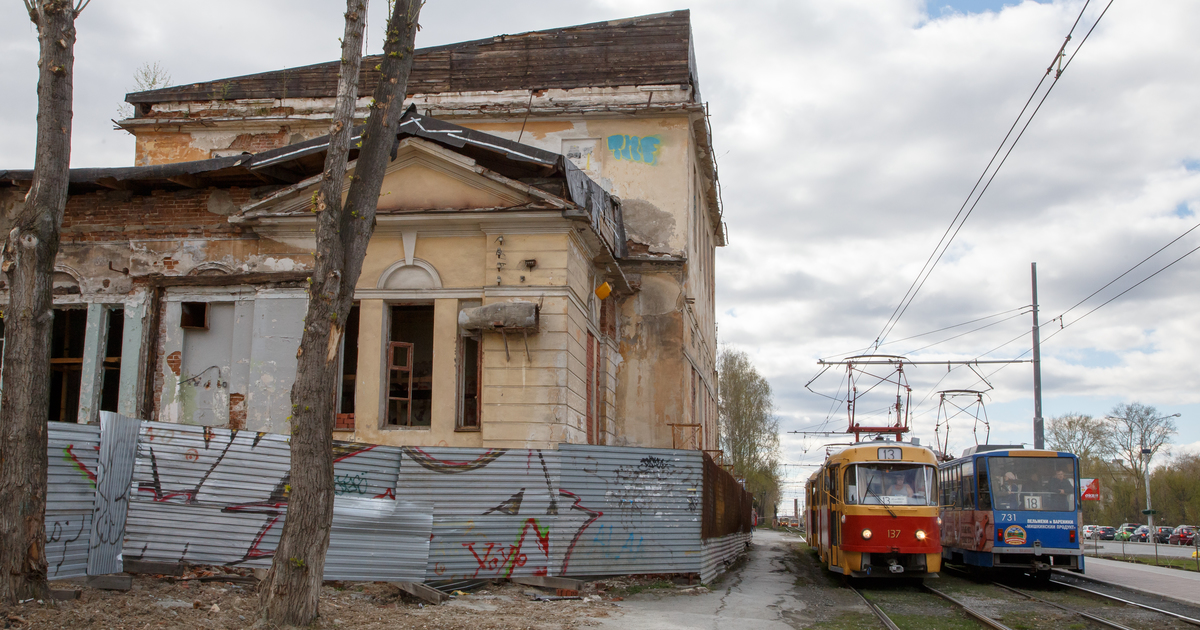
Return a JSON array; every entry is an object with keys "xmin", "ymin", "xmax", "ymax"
[
  {"xmin": 259, "ymin": 0, "xmax": 421, "ymax": 625},
  {"xmin": 0, "ymin": 0, "xmax": 81, "ymax": 605}
]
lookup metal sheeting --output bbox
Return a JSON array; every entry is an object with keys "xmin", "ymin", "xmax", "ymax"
[
  {"xmin": 396, "ymin": 447, "xmax": 562, "ymax": 582},
  {"xmin": 47, "ymin": 422, "xmax": 102, "ymax": 580},
  {"xmin": 124, "ymin": 422, "xmax": 428, "ymax": 581},
  {"xmin": 88, "ymin": 412, "xmax": 141, "ymax": 576},
  {"xmin": 700, "ymin": 532, "xmax": 751, "ymax": 584},
  {"xmin": 555, "ymin": 445, "xmax": 703, "ymax": 577}
]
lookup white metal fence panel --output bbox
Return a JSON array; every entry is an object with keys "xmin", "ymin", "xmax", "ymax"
[
  {"xmin": 396, "ymin": 447, "xmax": 562, "ymax": 582},
  {"xmin": 555, "ymin": 445, "xmax": 703, "ymax": 577},
  {"xmin": 46, "ymin": 422, "xmax": 102, "ymax": 580},
  {"xmin": 88, "ymin": 412, "xmax": 141, "ymax": 576}
]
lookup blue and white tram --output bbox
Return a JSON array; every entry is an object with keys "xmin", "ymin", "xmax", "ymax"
[{"xmin": 938, "ymin": 445, "xmax": 1083, "ymax": 576}]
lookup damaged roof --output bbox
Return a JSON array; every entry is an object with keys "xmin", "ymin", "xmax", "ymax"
[
  {"xmin": 126, "ymin": 10, "xmax": 697, "ymax": 107},
  {"xmin": 0, "ymin": 108, "xmax": 626, "ymax": 257}
]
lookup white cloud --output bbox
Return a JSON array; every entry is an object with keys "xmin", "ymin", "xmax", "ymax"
[{"xmin": 2, "ymin": 0, "xmax": 1197, "ymax": 477}]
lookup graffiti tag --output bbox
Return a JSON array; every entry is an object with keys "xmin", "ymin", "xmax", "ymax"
[{"xmin": 607, "ymin": 135, "xmax": 662, "ymax": 165}]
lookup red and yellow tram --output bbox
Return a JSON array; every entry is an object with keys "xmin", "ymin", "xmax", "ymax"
[{"xmin": 806, "ymin": 440, "xmax": 942, "ymax": 578}]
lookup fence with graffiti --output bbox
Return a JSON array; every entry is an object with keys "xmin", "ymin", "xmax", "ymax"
[{"xmin": 47, "ymin": 417, "xmax": 751, "ymax": 584}]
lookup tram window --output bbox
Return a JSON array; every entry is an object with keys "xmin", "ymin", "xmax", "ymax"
[
  {"xmin": 844, "ymin": 463, "xmax": 935, "ymax": 506},
  {"xmin": 977, "ymin": 462, "xmax": 992, "ymax": 510},
  {"xmin": 988, "ymin": 456, "xmax": 1077, "ymax": 511},
  {"xmin": 960, "ymin": 458, "xmax": 969, "ymax": 508},
  {"xmin": 947, "ymin": 466, "xmax": 959, "ymax": 507}
]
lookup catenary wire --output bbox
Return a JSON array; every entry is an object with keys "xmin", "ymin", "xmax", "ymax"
[{"xmin": 871, "ymin": 0, "xmax": 1105, "ymax": 351}]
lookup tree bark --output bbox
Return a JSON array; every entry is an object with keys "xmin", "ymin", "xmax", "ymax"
[
  {"xmin": 259, "ymin": 0, "xmax": 421, "ymax": 625},
  {"xmin": 0, "ymin": 0, "xmax": 80, "ymax": 605}
]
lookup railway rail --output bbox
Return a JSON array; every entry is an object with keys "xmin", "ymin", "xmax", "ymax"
[{"xmin": 844, "ymin": 568, "xmax": 1200, "ymax": 630}]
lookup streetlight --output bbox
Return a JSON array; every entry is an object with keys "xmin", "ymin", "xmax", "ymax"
[{"xmin": 1142, "ymin": 413, "xmax": 1182, "ymax": 549}]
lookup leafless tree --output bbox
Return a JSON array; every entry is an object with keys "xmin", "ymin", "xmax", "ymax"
[
  {"xmin": 0, "ymin": 0, "xmax": 89, "ymax": 604},
  {"xmin": 1104, "ymin": 402, "xmax": 1176, "ymax": 493},
  {"xmin": 718, "ymin": 349, "xmax": 781, "ymax": 513},
  {"xmin": 257, "ymin": 0, "xmax": 421, "ymax": 625},
  {"xmin": 116, "ymin": 62, "xmax": 172, "ymax": 121},
  {"xmin": 1046, "ymin": 412, "xmax": 1110, "ymax": 460}
]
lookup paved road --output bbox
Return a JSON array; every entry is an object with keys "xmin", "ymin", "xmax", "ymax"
[
  {"xmin": 596, "ymin": 529, "xmax": 807, "ymax": 630},
  {"xmin": 1080, "ymin": 556, "xmax": 1200, "ymax": 606},
  {"xmin": 1083, "ymin": 539, "xmax": 1200, "ymax": 559}
]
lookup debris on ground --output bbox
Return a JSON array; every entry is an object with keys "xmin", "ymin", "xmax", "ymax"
[{"xmin": 0, "ymin": 568, "xmax": 708, "ymax": 629}]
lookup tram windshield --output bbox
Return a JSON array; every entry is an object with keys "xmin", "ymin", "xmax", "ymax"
[
  {"xmin": 987, "ymin": 456, "xmax": 1076, "ymax": 512},
  {"xmin": 844, "ymin": 464, "xmax": 935, "ymax": 506}
]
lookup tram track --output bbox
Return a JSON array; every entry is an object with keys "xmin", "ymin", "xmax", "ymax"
[{"xmin": 1048, "ymin": 577, "xmax": 1200, "ymax": 628}]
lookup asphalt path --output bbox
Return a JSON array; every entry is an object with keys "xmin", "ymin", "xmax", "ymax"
[{"xmin": 596, "ymin": 529, "xmax": 807, "ymax": 629}]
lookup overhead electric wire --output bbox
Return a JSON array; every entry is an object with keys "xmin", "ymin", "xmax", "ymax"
[
  {"xmin": 900, "ymin": 309, "xmax": 1030, "ymax": 355},
  {"xmin": 818, "ymin": 305, "xmax": 1029, "ymax": 361},
  {"xmin": 870, "ymin": 0, "xmax": 1106, "ymax": 353}
]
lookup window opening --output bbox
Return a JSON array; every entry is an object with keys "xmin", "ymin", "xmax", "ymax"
[
  {"xmin": 987, "ymin": 456, "xmax": 1077, "ymax": 512},
  {"xmin": 49, "ymin": 307, "xmax": 87, "ymax": 422},
  {"xmin": 180, "ymin": 302, "xmax": 209, "ymax": 329},
  {"xmin": 843, "ymin": 463, "xmax": 935, "ymax": 506},
  {"xmin": 457, "ymin": 334, "xmax": 481, "ymax": 430},
  {"xmin": 336, "ymin": 304, "xmax": 360, "ymax": 427},
  {"xmin": 99, "ymin": 308, "xmax": 124, "ymax": 413},
  {"xmin": 387, "ymin": 304, "xmax": 433, "ymax": 427},
  {"xmin": 586, "ymin": 331, "xmax": 596, "ymax": 444}
]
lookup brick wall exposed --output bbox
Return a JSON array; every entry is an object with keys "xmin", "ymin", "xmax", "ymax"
[{"xmin": 60, "ymin": 187, "xmax": 271, "ymax": 243}]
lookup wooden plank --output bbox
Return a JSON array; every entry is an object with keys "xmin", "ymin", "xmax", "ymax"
[
  {"xmin": 390, "ymin": 581, "xmax": 449, "ymax": 604},
  {"xmin": 513, "ymin": 576, "xmax": 585, "ymax": 591},
  {"xmin": 124, "ymin": 559, "xmax": 185, "ymax": 576},
  {"xmin": 86, "ymin": 573, "xmax": 133, "ymax": 591}
]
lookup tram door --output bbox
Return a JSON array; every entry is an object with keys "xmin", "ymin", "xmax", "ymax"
[{"xmin": 828, "ymin": 464, "xmax": 841, "ymax": 567}]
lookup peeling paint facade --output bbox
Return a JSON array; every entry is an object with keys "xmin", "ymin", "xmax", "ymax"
[{"xmin": 0, "ymin": 10, "xmax": 723, "ymax": 454}]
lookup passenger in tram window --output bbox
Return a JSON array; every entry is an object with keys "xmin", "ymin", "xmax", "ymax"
[
  {"xmin": 1046, "ymin": 467, "xmax": 1074, "ymax": 510},
  {"xmin": 886, "ymin": 474, "xmax": 914, "ymax": 498},
  {"xmin": 994, "ymin": 472, "xmax": 1020, "ymax": 509}
]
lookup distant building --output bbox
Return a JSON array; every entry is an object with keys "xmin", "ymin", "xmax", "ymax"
[{"xmin": 0, "ymin": 11, "xmax": 724, "ymax": 453}]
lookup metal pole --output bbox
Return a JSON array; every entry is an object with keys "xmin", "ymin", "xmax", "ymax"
[
  {"xmin": 1143, "ymin": 446, "xmax": 1155, "ymax": 563},
  {"xmin": 1031, "ymin": 263, "xmax": 1044, "ymax": 449}
]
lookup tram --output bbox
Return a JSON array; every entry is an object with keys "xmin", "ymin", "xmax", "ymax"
[
  {"xmin": 938, "ymin": 445, "xmax": 1083, "ymax": 576},
  {"xmin": 806, "ymin": 440, "xmax": 942, "ymax": 578}
]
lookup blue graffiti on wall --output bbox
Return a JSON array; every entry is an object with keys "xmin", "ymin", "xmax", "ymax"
[{"xmin": 607, "ymin": 135, "xmax": 662, "ymax": 165}]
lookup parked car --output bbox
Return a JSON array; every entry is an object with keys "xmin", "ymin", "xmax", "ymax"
[
  {"xmin": 1115, "ymin": 525, "xmax": 1140, "ymax": 541},
  {"xmin": 1131, "ymin": 525, "xmax": 1152, "ymax": 542},
  {"xmin": 1097, "ymin": 526, "xmax": 1117, "ymax": 540},
  {"xmin": 1152, "ymin": 526, "xmax": 1174, "ymax": 543},
  {"xmin": 1082, "ymin": 525, "xmax": 1099, "ymax": 539},
  {"xmin": 1169, "ymin": 525, "xmax": 1197, "ymax": 546}
]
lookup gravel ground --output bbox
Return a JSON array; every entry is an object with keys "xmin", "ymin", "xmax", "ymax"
[{"xmin": 0, "ymin": 569, "xmax": 665, "ymax": 629}]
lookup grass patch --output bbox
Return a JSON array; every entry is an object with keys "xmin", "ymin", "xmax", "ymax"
[
  {"xmin": 615, "ymin": 579, "xmax": 674, "ymax": 596},
  {"xmin": 887, "ymin": 613, "xmax": 985, "ymax": 630},
  {"xmin": 806, "ymin": 611, "xmax": 880, "ymax": 629},
  {"xmin": 1097, "ymin": 554, "xmax": 1200, "ymax": 572}
]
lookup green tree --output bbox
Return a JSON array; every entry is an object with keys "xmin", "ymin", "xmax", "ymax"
[
  {"xmin": 718, "ymin": 349, "xmax": 781, "ymax": 518},
  {"xmin": 1104, "ymin": 402, "xmax": 1176, "ymax": 513}
]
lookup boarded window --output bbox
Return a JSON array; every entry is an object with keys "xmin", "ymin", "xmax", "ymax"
[
  {"xmin": 50, "ymin": 308, "xmax": 87, "ymax": 422},
  {"xmin": 387, "ymin": 304, "xmax": 433, "ymax": 427}
]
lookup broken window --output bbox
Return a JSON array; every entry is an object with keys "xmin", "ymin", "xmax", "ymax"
[
  {"xmin": 387, "ymin": 304, "xmax": 433, "ymax": 427},
  {"xmin": 49, "ymin": 307, "xmax": 87, "ymax": 422},
  {"xmin": 335, "ymin": 304, "xmax": 360, "ymax": 430},
  {"xmin": 99, "ymin": 308, "xmax": 124, "ymax": 413}
]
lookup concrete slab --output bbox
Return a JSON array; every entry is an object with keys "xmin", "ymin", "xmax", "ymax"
[{"xmin": 1081, "ymin": 556, "xmax": 1200, "ymax": 606}]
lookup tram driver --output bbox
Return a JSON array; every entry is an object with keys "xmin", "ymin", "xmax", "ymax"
[{"xmin": 886, "ymin": 474, "xmax": 914, "ymax": 498}]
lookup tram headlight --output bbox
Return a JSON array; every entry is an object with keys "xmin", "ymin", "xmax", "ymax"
[
  {"xmin": 861, "ymin": 529, "xmax": 873, "ymax": 540},
  {"xmin": 937, "ymin": 517, "xmax": 943, "ymax": 526},
  {"xmin": 915, "ymin": 530, "xmax": 927, "ymax": 541}
]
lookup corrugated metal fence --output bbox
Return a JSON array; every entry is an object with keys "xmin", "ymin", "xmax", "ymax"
[{"xmin": 47, "ymin": 418, "xmax": 750, "ymax": 584}]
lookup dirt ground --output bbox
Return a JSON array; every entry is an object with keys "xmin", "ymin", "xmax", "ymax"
[{"xmin": 0, "ymin": 569, "xmax": 696, "ymax": 629}]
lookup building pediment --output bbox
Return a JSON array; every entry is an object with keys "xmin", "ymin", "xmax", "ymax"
[{"xmin": 235, "ymin": 137, "xmax": 566, "ymax": 223}]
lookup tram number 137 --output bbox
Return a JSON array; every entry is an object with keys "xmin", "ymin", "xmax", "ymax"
[{"xmin": 878, "ymin": 448, "xmax": 902, "ymax": 460}]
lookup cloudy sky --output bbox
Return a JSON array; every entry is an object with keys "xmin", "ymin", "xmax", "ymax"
[{"xmin": 2, "ymin": 0, "xmax": 1197, "ymax": 506}]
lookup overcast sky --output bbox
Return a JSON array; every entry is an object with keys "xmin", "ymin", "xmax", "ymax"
[{"xmin": 2, "ymin": 0, "xmax": 1197, "ymax": 507}]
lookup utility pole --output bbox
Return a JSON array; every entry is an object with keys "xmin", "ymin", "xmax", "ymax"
[{"xmin": 1031, "ymin": 263, "xmax": 1044, "ymax": 449}]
